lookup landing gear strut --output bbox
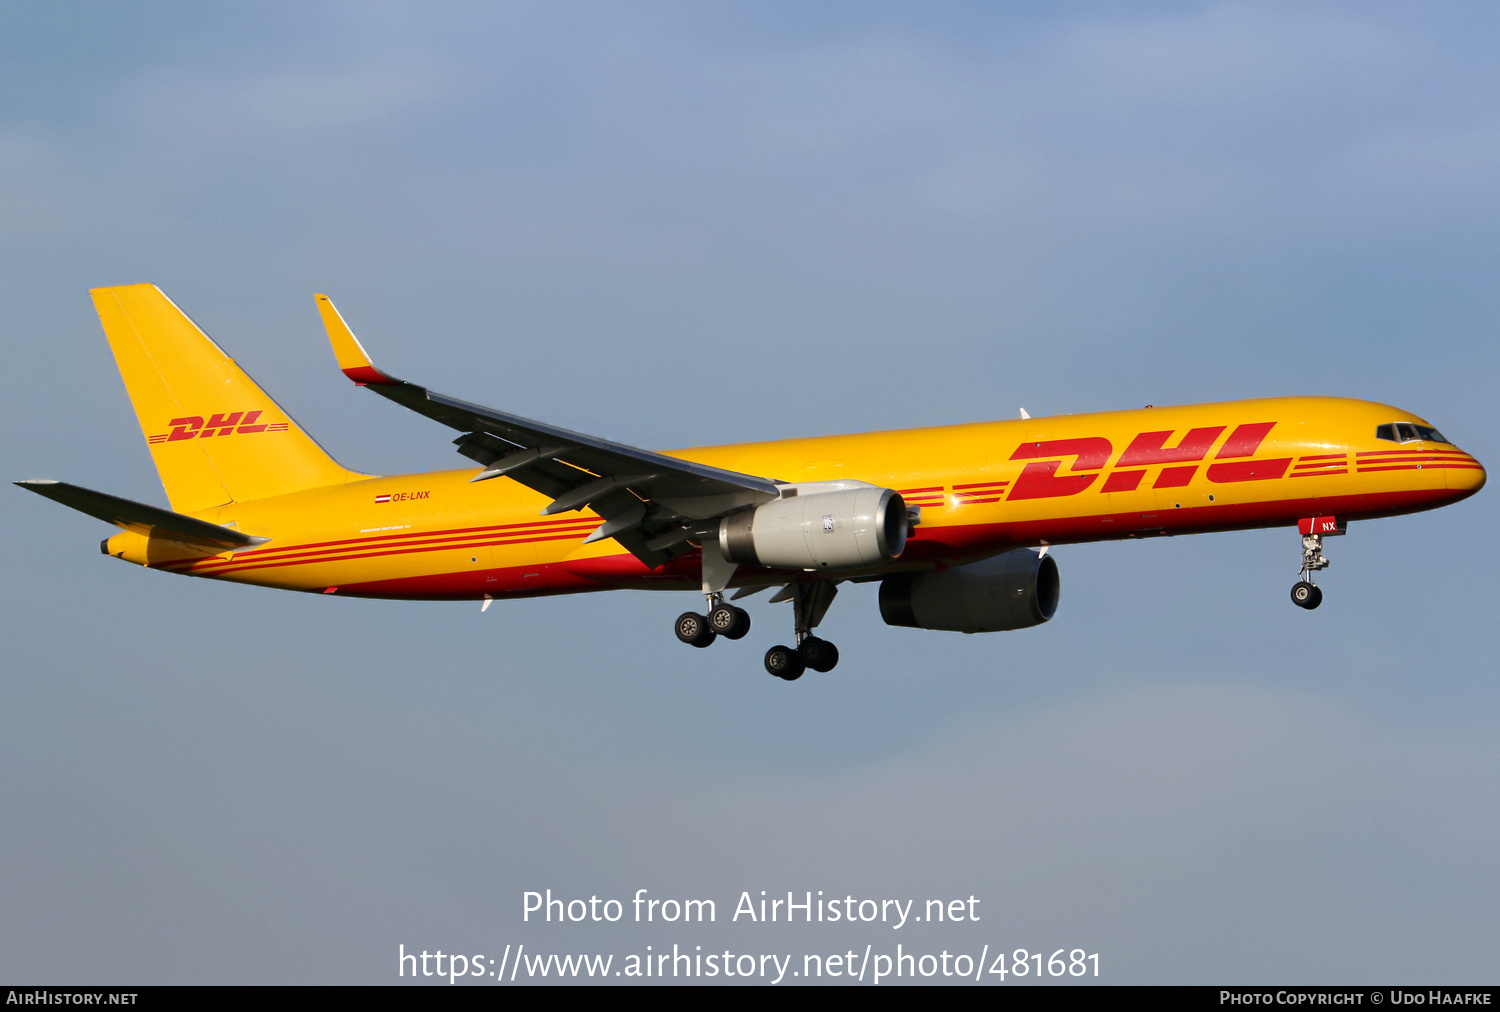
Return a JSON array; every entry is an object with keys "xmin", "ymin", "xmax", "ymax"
[
  {"xmin": 1291, "ymin": 516, "xmax": 1343, "ymax": 611},
  {"xmin": 765, "ymin": 581, "xmax": 841, "ymax": 679}
]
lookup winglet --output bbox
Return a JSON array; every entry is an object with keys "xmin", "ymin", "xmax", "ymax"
[{"xmin": 315, "ymin": 293, "xmax": 396, "ymax": 386}]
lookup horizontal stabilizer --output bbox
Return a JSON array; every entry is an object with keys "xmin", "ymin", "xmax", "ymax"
[{"xmin": 15, "ymin": 480, "xmax": 268, "ymax": 550}]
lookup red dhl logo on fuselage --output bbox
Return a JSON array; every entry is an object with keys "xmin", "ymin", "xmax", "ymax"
[
  {"xmin": 146, "ymin": 410, "xmax": 290, "ymax": 444},
  {"xmin": 1004, "ymin": 422, "xmax": 1282, "ymax": 500},
  {"xmin": 994, "ymin": 422, "xmax": 1476, "ymax": 501}
]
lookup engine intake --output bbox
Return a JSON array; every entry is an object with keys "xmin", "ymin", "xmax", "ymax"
[
  {"xmin": 720, "ymin": 482, "xmax": 907, "ymax": 571},
  {"xmin": 880, "ymin": 549, "xmax": 1060, "ymax": 633}
]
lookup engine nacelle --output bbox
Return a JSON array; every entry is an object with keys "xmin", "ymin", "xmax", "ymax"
[
  {"xmin": 879, "ymin": 549, "xmax": 1060, "ymax": 633},
  {"xmin": 720, "ymin": 481, "xmax": 908, "ymax": 571}
]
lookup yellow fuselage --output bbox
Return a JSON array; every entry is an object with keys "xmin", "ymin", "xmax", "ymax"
[{"xmin": 106, "ymin": 395, "xmax": 1485, "ymax": 600}]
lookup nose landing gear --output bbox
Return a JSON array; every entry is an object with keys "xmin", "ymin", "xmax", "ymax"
[{"xmin": 1291, "ymin": 516, "xmax": 1344, "ymax": 610}]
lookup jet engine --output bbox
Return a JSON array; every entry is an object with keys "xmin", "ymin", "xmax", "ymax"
[
  {"xmin": 719, "ymin": 481, "xmax": 908, "ymax": 571},
  {"xmin": 879, "ymin": 549, "xmax": 1060, "ymax": 633}
]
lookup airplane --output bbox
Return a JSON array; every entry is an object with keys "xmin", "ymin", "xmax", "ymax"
[{"xmin": 17, "ymin": 284, "xmax": 1486, "ymax": 680}]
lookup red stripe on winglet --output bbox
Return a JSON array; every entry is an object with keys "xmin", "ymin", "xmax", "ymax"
[{"xmin": 342, "ymin": 365, "xmax": 396, "ymax": 386}]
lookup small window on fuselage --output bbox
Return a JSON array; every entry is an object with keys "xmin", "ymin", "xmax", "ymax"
[{"xmin": 1376, "ymin": 424, "xmax": 1396, "ymax": 442}]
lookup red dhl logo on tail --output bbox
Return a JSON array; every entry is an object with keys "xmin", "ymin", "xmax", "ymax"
[
  {"xmin": 146, "ymin": 410, "xmax": 290, "ymax": 444},
  {"xmin": 1007, "ymin": 422, "xmax": 1291, "ymax": 500}
]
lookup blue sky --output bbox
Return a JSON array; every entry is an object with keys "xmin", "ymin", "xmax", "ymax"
[{"xmin": 2, "ymin": 2, "xmax": 1498, "ymax": 983}]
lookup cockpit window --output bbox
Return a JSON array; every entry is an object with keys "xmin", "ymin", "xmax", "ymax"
[{"xmin": 1378, "ymin": 422, "xmax": 1450, "ymax": 444}]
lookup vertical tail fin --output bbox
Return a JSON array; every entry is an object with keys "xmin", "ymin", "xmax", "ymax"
[{"xmin": 92, "ymin": 284, "xmax": 359, "ymax": 513}]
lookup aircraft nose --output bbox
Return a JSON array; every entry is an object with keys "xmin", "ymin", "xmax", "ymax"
[{"xmin": 1447, "ymin": 450, "xmax": 1487, "ymax": 498}]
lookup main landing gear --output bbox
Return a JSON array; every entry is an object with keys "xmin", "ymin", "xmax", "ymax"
[
  {"xmin": 675, "ymin": 539, "xmax": 755, "ymax": 652},
  {"xmin": 675, "ymin": 595, "xmax": 751, "ymax": 648},
  {"xmin": 672, "ymin": 581, "xmax": 842, "ymax": 681},
  {"xmin": 762, "ymin": 638, "xmax": 840, "ymax": 681},
  {"xmin": 764, "ymin": 582, "xmax": 840, "ymax": 681},
  {"xmin": 1290, "ymin": 516, "xmax": 1343, "ymax": 611}
]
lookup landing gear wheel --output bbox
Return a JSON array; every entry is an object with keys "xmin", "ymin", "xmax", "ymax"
[
  {"xmin": 709, "ymin": 604, "xmax": 751, "ymax": 640},
  {"xmin": 764, "ymin": 645, "xmax": 805, "ymax": 680},
  {"xmin": 798, "ymin": 637, "xmax": 839, "ymax": 672},
  {"xmin": 675, "ymin": 611, "xmax": 717, "ymax": 647},
  {"xmin": 1290, "ymin": 581, "xmax": 1323, "ymax": 610}
]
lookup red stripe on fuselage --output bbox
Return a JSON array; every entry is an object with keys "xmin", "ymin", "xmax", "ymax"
[
  {"xmin": 280, "ymin": 484, "xmax": 1476, "ymax": 601},
  {"xmin": 1357, "ymin": 463, "xmax": 1483, "ymax": 473},
  {"xmin": 159, "ymin": 520, "xmax": 601, "ymax": 575},
  {"xmin": 160, "ymin": 517, "xmax": 602, "ymax": 571},
  {"xmin": 177, "ymin": 529, "xmax": 601, "ymax": 579}
]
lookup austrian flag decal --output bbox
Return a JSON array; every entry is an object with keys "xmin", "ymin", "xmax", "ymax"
[{"xmin": 374, "ymin": 494, "xmax": 391, "ymax": 503}]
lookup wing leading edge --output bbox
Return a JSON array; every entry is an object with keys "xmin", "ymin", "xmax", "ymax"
[{"xmin": 314, "ymin": 294, "xmax": 781, "ymax": 568}]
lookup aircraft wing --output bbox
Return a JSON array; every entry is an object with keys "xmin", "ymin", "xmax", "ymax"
[{"xmin": 315, "ymin": 294, "xmax": 781, "ymax": 568}]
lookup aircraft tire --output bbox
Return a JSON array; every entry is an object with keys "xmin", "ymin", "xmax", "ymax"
[
  {"xmin": 710, "ymin": 604, "xmax": 751, "ymax": 640},
  {"xmin": 764, "ymin": 645, "xmax": 804, "ymax": 680},
  {"xmin": 675, "ymin": 611, "xmax": 717, "ymax": 647},
  {"xmin": 798, "ymin": 637, "xmax": 839, "ymax": 672},
  {"xmin": 1290, "ymin": 581, "xmax": 1321, "ymax": 610}
]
